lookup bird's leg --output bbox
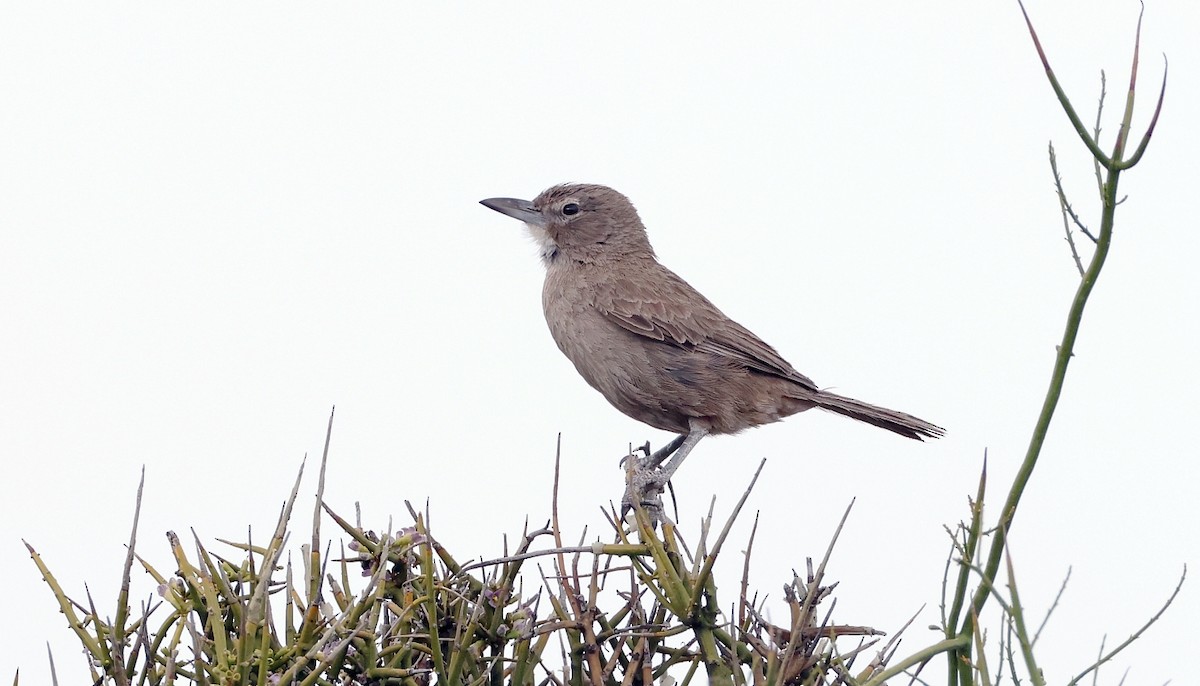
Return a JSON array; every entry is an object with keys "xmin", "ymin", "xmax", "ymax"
[
  {"xmin": 646, "ymin": 434, "xmax": 687, "ymax": 469},
  {"xmin": 621, "ymin": 425, "xmax": 709, "ymax": 524},
  {"xmin": 650, "ymin": 426, "xmax": 708, "ymax": 485},
  {"xmin": 619, "ymin": 434, "xmax": 685, "ymax": 525}
]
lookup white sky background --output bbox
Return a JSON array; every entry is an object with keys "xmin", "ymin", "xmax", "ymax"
[{"xmin": 2, "ymin": 2, "xmax": 1196, "ymax": 683}]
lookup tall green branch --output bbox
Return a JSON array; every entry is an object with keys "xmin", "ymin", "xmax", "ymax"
[{"xmin": 947, "ymin": 3, "xmax": 1168, "ymax": 682}]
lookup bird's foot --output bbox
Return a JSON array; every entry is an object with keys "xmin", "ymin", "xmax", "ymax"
[{"xmin": 619, "ymin": 449, "xmax": 671, "ymax": 527}]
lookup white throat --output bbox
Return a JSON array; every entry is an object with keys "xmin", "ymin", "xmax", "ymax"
[{"xmin": 524, "ymin": 223, "xmax": 559, "ymax": 265}]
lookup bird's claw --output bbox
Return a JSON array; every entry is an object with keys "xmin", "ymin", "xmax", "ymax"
[{"xmin": 618, "ymin": 441, "xmax": 654, "ymax": 468}]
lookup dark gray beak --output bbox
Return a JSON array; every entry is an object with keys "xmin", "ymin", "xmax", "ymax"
[{"xmin": 480, "ymin": 197, "xmax": 545, "ymax": 226}]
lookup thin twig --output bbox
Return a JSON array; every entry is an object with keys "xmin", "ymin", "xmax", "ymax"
[
  {"xmin": 1092, "ymin": 71, "xmax": 1107, "ymax": 199},
  {"xmin": 1051, "ymin": 143, "xmax": 1089, "ymax": 276},
  {"xmin": 1032, "ymin": 566, "xmax": 1071, "ymax": 646},
  {"xmin": 1066, "ymin": 566, "xmax": 1187, "ymax": 686}
]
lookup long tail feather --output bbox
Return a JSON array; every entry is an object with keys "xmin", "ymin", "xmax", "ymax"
[{"xmin": 813, "ymin": 391, "xmax": 944, "ymax": 440}]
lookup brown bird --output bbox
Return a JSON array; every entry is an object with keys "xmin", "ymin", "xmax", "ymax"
[{"xmin": 481, "ymin": 184, "xmax": 942, "ymax": 509}]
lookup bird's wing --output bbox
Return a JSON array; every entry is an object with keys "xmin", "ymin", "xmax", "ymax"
[{"xmin": 594, "ymin": 267, "xmax": 819, "ymax": 391}]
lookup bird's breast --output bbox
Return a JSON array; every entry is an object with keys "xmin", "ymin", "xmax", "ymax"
[
  {"xmin": 541, "ymin": 266, "xmax": 612, "ymax": 380},
  {"xmin": 539, "ymin": 266, "xmax": 673, "ymax": 426}
]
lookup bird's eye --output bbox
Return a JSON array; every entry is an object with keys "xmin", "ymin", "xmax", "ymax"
[{"xmin": 561, "ymin": 203, "xmax": 581, "ymax": 216}]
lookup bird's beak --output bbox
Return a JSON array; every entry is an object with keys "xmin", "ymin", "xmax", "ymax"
[{"xmin": 480, "ymin": 197, "xmax": 546, "ymax": 227}]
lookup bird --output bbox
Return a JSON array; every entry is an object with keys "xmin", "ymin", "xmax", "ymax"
[{"xmin": 480, "ymin": 183, "xmax": 942, "ymax": 513}]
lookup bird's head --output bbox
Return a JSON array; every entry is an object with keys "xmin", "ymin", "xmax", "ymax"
[{"xmin": 481, "ymin": 183, "xmax": 655, "ymax": 265}]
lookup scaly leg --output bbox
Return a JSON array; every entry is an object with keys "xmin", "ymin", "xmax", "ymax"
[
  {"xmin": 646, "ymin": 434, "xmax": 686, "ymax": 468},
  {"xmin": 651, "ymin": 426, "xmax": 708, "ymax": 485},
  {"xmin": 621, "ymin": 422, "xmax": 709, "ymax": 523}
]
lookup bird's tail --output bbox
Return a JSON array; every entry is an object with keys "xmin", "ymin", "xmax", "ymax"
[{"xmin": 812, "ymin": 391, "xmax": 944, "ymax": 441}]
